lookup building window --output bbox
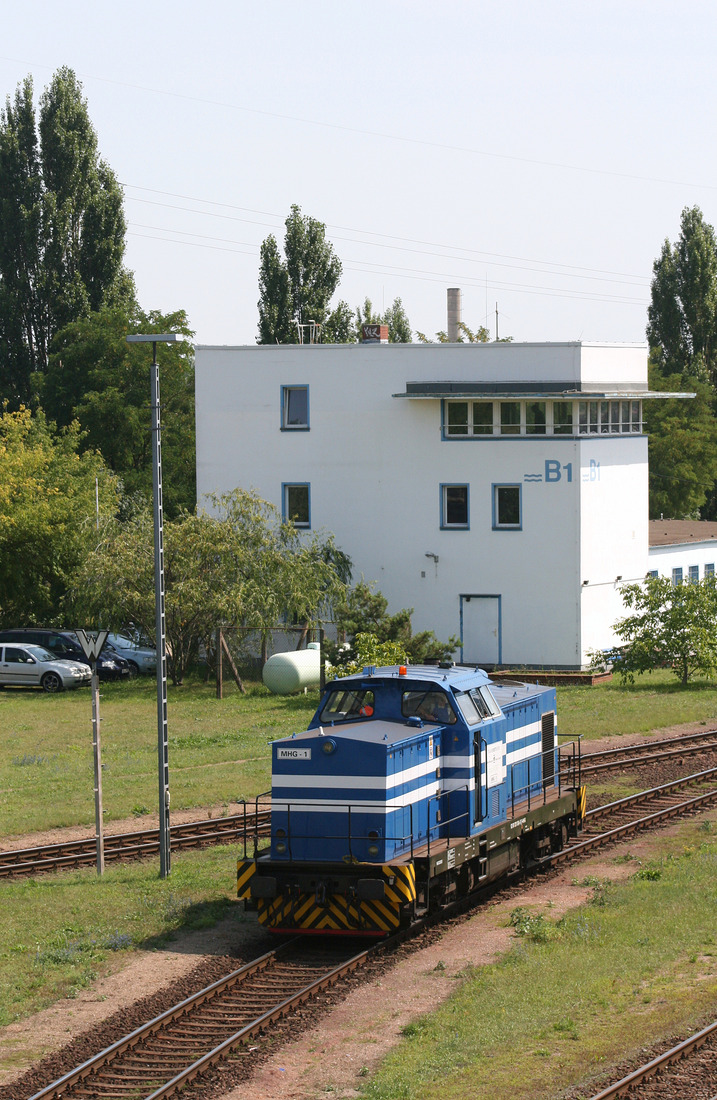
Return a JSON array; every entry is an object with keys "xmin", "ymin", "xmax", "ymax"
[
  {"xmin": 553, "ymin": 402, "xmax": 573, "ymax": 435},
  {"xmin": 689, "ymin": 565, "xmax": 699, "ymax": 584},
  {"xmin": 525, "ymin": 401, "xmax": 546, "ymax": 435},
  {"xmin": 706, "ymin": 564, "xmax": 715, "ymax": 578},
  {"xmin": 441, "ymin": 484, "xmax": 469, "ymax": 529},
  {"xmin": 446, "ymin": 401, "xmax": 469, "ymax": 436},
  {"xmin": 647, "ymin": 570, "xmax": 658, "ymax": 579},
  {"xmin": 500, "ymin": 402, "xmax": 521, "ymax": 435},
  {"xmin": 493, "ymin": 484, "xmax": 521, "ymax": 529},
  {"xmin": 444, "ymin": 401, "xmax": 493, "ymax": 436},
  {"xmin": 283, "ymin": 483, "xmax": 310, "ymax": 528},
  {"xmin": 579, "ymin": 399, "xmax": 642, "ymax": 435},
  {"xmin": 281, "ymin": 385, "xmax": 309, "ymax": 430},
  {"xmin": 443, "ymin": 397, "xmax": 641, "ymax": 438},
  {"xmin": 672, "ymin": 567, "xmax": 683, "ymax": 586}
]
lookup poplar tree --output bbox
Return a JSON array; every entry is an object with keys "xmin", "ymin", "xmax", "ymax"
[
  {"xmin": 0, "ymin": 68, "xmax": 131, "ymax": 405},
  {"xmin": 647, "ymin": 206, "xmax": 717, "ymax": 386},
  {"xmin": 257, "ymin": 205, "xmax": 343, "ymax": 343}
]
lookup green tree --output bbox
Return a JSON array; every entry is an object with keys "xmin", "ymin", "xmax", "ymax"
[
  {"xmin": 644, "ymin": 363, "xmax": 717, "ymax": 518},
  {"xmin": 355, "ymin": 297, "xmax": 413, "ymax": 343},
  {"xmin": 68, "ymin": 490, "xmax": 350, "ymax": 685},
  {"xmin": 0, "ymin": 68, "xmax": 132, "ymax": 405},
  {"xmin": 647, "ymin": 206, "xmax": 717, "ymax": 385},
  {"xmin": 322, "ymin": 299, "xmax": 356, "ymax": 343},
  {"xmin": 0, "ymin": 406, "xmax": 118, "ymax": 627},
  {"xmin": 257, "ymin": 205, "xmax": 342, "ymax": 344},
  {"xmin": 328, "ymin": 580, "xmax": 459, "ymax": 670},
  {"xmin": 416, "ymin": 322, "xmax": 499, "ymax": 343},
  {"xmin": 42, "ymin": 307, "xmax": 196, "ymax": 516},
  {"xmin": 609, "ymin": 574, "xmax": 717, "ymax": 685}
]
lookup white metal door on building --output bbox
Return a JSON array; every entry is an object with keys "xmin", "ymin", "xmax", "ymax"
[{"xmin": 461, "ymin": 595, "xmax": 501, "ymax": 666}]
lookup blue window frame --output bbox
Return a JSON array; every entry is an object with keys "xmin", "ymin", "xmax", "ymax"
[
  {"xmin": 282, "ymin": 483, "xmax": 311, "ymax": 528},
  {"xmin": 492, "ymin": 484, "xmax": 521, "ymax": 530},
  {"xmin": 281, "ymin": 385, "xmax": 309, "ymax": 430},
  {"xmin": 672, "ymin": 567, "xmax": 683, "ymax": 586},
  {"xmin": 706, "ymin": 563, "xmax": 715, "ymax": 578},
  {"xmin": 689, "ymin": 565, "xmax": 699, "ymax": 584},
  {"xmin": 647, "ymin": 570, "xmax": 658, "ymax": 579},
  {"xmin": 440, "ymin": 484, "xmax": 469, "ymax": 529}
]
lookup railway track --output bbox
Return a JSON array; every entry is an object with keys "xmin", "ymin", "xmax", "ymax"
[
  {"xmin": 4, "ymin": 730, "xmax": 715, "ymax": 881},
  {"xmin": 0, "ymin": 811, "xmax": 270, "ymax": 878},
  {"xmin": 27, "ymin": 939, "xmax": 369, "ymax": 1100},
  {"xmin": 587, "ymin": 1018, "xmax": 717, "ymax": 1099},
  {"xmin": 547, "ymin": 765, "xmax": 717, "ymax": 867},
  {"xmin": 20, "ymin": 769, "xmax": 717, "ymax": 1100},
  {"xmin": 561, "ymin": 727, "xmax": 717, "ymax": 777}
]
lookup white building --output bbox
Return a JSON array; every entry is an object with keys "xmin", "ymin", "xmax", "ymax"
[
  {"xmin": 195, "ymin": 339, "xmax": 687, "ymax": 670},
  {"xmin": 648, "ymin": 521, "xmax": 717, "ymax": 585}
]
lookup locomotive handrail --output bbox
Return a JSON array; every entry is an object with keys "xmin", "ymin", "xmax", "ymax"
[
  {"xmin": 510, "ymin": 749, "xmax": 556, "ymax": 817},
  {"xmin": 558, "ymin": 737, "xmax": 583, "ymax": 788},
  {"xmin": 251, "ymin": 792, "xmax": 272, "ymax": 858}
]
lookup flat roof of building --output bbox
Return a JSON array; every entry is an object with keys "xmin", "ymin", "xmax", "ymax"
[{"xmin": 649, "ymin": 520, "xmax": 717, "ymax": 546}]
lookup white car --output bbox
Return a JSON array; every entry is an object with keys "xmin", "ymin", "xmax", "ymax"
[
  {"xmin": 0, "ymin": 644, "xmax": 92, "ymax": 692},
  {"xmin": 106, "ymin": 633, "xmax": 157, "ymax": 676}
]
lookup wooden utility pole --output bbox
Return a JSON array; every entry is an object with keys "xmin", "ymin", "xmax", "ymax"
[{"xmin": 216, "ymin": 628, "xmax": 246, "ymax": 698}]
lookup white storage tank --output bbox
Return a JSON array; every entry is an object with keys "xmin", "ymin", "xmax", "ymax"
[{"xmin": 262, "ymin": 644, "xmax": 324, "ymax": 694}]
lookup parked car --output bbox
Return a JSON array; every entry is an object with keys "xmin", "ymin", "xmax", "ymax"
[
  {"xmin": 106, "ymin": 633, "xmax": 157, "ymax": 676},
  {"xmin": 0, "ymin": 629, "xmax": 130, "ymax": 682},
  {"xmin": 0, "ymin": 643, "xmax": 92, "ymax": 692},
  {"xmin": 62, "ymin": 632, "xmax": 132, "ymax": 682}
]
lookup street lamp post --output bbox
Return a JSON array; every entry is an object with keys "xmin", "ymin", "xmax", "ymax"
[{"xmin": 126, "ymin": 332, "xmax": 184, "ymax": 878}]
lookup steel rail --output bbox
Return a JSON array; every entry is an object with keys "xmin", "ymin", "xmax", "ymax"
[
  {"xmin": 585, "ymin": 764, "xmax": 717, "ymax": 821},
  {"xmin": 142, "ymin": 947, "xmax": 370, "ymax": 1099},
  {"xmin": 545, "ymin": 768, "xmax": 717, "ymax": 867},
  {"xmin": 580, "ymin": 728, "xmax": 717, "ymax": 763},
  {"xmin": 560, "ymin": 729, "xmax": 717, "ymax": 777},
  {"xmin": 0, "ymin": 811, "xmax": 270, "ymax": 877},
  {"xmin": 587, "ymin": 1018, "xmax": 717, "ymax": 1099},
  {"xmin": 27, "ymin": 937, "xmax": 375, "ymax": 1100}
]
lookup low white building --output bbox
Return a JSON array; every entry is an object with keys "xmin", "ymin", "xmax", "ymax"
[
  {"xmin": 195, "ymin": 339, "xmax": 686, "ymax": 669},
  {"xmin": 647, "ymin": 521, "xmax": 717, "ymax": 584}
]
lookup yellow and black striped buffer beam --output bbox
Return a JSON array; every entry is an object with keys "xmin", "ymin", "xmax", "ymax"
[
  {"xmin": 577, "ymin": 785, "xmax": 587, "ymax": 824},
  {"xmin": 237, "ymin": 859, "xmax": 256, "ymax": 899}
]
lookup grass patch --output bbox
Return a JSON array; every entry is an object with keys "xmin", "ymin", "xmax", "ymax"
[
  {"xmin": 0, "ymin": 845, "xmax": 243, "ymax": 1026},
  {"xmin": 556, "ymin": 669, "xmax": 717, "ymax": 742},
  {"xmin": 360, "ymin": 822, "xmax": 717, "ymax": 1100},
  {"xmin": 0, "ymin": 677, "xmax": 318, "ymax": 836}
]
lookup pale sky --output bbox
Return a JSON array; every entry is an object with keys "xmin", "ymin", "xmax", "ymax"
[{"xmin": 2, "ymin": 0, "xmax": 716, "ymax": 347}]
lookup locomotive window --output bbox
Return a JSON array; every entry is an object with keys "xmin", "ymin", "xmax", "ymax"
[
  {"xmin": 401, "ymin": 690, "xmax": 457, "ymax": 724},
  {"xmin": 456, "ymin": 692, "xmax": 480, "ymax": 724},
  {"xmin": 319, "ymin": 689, "xmax": 375, "ymax": 723},
  {"xmin": 469, "ymin": 689, "xmax": 491, "ymax": 719},
  {"xmin": 468, "ymin": 686, "xmax": 501, "ymax": 719}
]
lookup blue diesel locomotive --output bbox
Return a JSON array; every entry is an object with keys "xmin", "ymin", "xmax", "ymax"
[{"xmin": 237, "ymin": 663, "xmax": 585, "ymax": 935}]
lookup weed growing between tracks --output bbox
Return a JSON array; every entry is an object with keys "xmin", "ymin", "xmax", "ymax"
[
  {"xmin": 360, "ymin": 819, "xmax": 717, "ymax": 1100},
  {"xmin": 0, "ymin": 846, "xmax": 239, "ymax": 1027}
]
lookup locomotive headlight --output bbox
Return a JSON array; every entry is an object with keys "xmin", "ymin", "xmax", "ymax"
[
  {"xmin": 321, "ymin": 738, "xmax": 337, "ymax": 755},
  {"xmin": 368, "ymin": 843, "xmax": 379, "ymax": 857},
  {"xmin": 275, "ymin": 841, "xmax": 287, "ymax": 854}
]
